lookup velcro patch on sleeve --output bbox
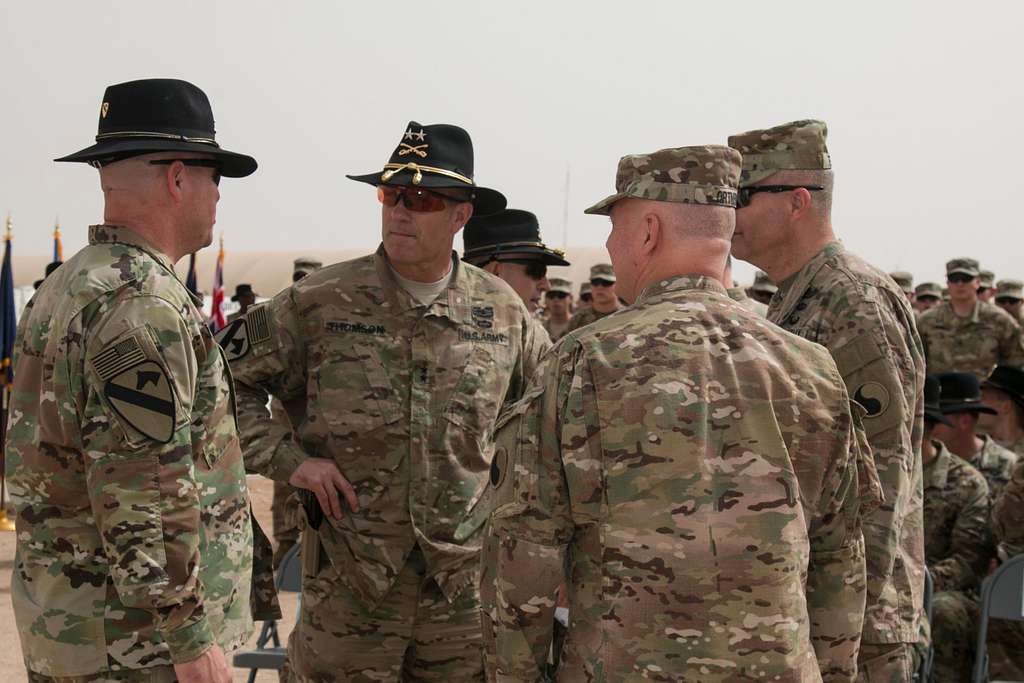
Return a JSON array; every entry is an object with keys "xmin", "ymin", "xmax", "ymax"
[
  {"xmin": 248, "ymin": 305, "xmax": 272, "ymax": 344},
  {"xmin": 92, "ymin": 335, "xmax": 147, "ymax": 381}
]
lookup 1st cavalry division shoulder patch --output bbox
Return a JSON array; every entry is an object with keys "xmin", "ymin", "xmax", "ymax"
[{"xmin": 93, "ymin": 336, "xmax": 176, "ymax": 443}]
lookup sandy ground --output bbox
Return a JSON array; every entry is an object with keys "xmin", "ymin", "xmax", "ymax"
[{"xmin": 0, "ymin": 475, "xmax": 297, "ymax": 681}]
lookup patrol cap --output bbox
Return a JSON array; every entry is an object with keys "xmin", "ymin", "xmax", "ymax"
[
  {"xmin": 727, "ymin": 120, "xmax": 831, "ymax": 187},
  {"xmin": 923, "ymin": 375, "xmax": 953, "ymax": 426},
  {"xmin": 462, "ymin": 209, "xmax": 569, "ymax": 266},
  {"xmin": 946, "ymin": 258, "xmax": 980, "ymax": 278},
  {"xmin": 751, "ymin": 270, "xmax": 777, "ymax": 295},
  {"xmin": 547, "ymin": 278, "xmax": 572, "ymax": 295},
  {"xmin": 583, "ymin": 145, "xmax": 741, "ymax": 215},
  {"xmin": 937, "ymin": 372, "xmax": 997, "ymax": 415},
  {"xmin": 590, "ymin": 263, "xmax": 616, "ymax": 283},
  {"xmin": 996, "ymin": 279, "xmax": 1024, "ymax": 301},
  {"xmin": 915, "ymin": 282, "xmax": 943, "ymax": 300},
  {"xmin": 294, "ymin": 257, "xmax": 323, "ymax": 273},
  {"xmin": 889, "ymin": 271, "xmax": 914, "ymax": 294},
  {"xmin": 579, "ymin": 282, "xmax": 592, "ymax": 297},
  {"xmin": 979, "ymin": 270, "xmax": 995, "ymax": 289}
]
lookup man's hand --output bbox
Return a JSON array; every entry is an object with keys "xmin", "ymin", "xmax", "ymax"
[
  {"xmin": 174, "ymin": 644, "xmax": 231, "ymax": 683},
  {"xmin": 288, "ymin": 457, "xmax": 359, "ymax": 519}
]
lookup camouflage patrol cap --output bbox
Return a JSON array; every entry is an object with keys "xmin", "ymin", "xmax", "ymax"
[
  {"xmin": 915, "ymin": 282, "xmax": 942, "ymax": 299},
  {"xmin": 889, "ymin": 271, "xmax": 914, "ymax": 294},
  {"xmin": 579, "ymin": 281, "xmax": 592, "ymax": 296},
  {"xmin": 751, "ymin": 270, "xmax": 777, "ymax": 295},
  {"xmin": 996, "ymin": 279, "xmax": 1024, "ymax": 301},
  {"xmin": 727, "ymin": 120, "xmax": 831, "ymax": 187},
  {"xmin": 946, "ymin": 258, "xmax": 980, "ymax": 278},
  {"xmin": 590, "ymin": 263, "xmax": 616, "ymax": 283},
  {"xmin": 583, "ymin": 145, "xmax": 741, "ymax": 215},
  {"xmin": 294, "ymin": 257, "xmax": 323, "ymax": 273},
  {"xmin": 979, "ymin": 269, "xmax": 995, "ymax": 289},
  {"xmin": 547, "ymin": 277, "xmax": 572, "ymax": 295}
]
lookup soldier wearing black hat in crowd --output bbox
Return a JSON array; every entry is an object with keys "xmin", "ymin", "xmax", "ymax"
[
  {"xmin": 920, "ymin": 375, "xmax": 992, "ymax": 682},
  {"xmin": 7, "ymin": 78, "xmax": 278, "ymax": 683},
  {"xmin": 226, "ymin": 283, "xmax": 258, "ymax": 323},
  {"xmin": 222, "ymin": 121, "xmax": 547, "ymax": 680},
  {"xmin": 980, "ymin": 365, "xmax": 1024, "ymax": 457},
  {"xmin": 462, "ymin": 208, "xmax": 568, "ymax": 317}
]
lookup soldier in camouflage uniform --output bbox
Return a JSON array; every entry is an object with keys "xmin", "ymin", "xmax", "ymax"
[
  {"xmin": 994, "ymin": 279, "xmax": 1024, "ymax": 323},
  {"xmin": 932, "ymin": 372, "xmax": 1019, "ymax": 499},
  {"xmin": 729, "ymin": 120, "xmax": 926, "ymax": 681},
  {"xmin": 917, "ymin": 258, "xmax": 1024, "ymax": 377},
  {"xmin": 980, "ymin": 365, "xmax": 1024, "ymax": 457},
  {"xmin": 920, "ymin": 376, "xmax": 992, "ymax": 681},
  {"xmin": 979, "ymin": 269, "xmax": 996, "ymax": 303},
  {"xmin": 889, "ymin": 271, "xmax": 914, "ymax": 304},
  {"xmin": 988, "ymin": 447, "xmax": 1024, "ymax": 678},
  {"xmin": 541, "ymin": 278, "xmax": 573, "ymax": 342},
  {"xmin": 462, "ymin": 208, "xmax": 569, "ymax": 318},
  {"xmin": 913, "ymin": 282, "xmax": 942, "ymax": 316},
  {"xmin": 576, "ymin": 281, "xmax": 592, "ymax": 309},
  {"xmin": 566, "ymin": 263, "xmax": 620, "ymax": 331},
  {"xmin": 482, "ymin": 144, "xmax": 874, "ymax": 682},
  {"xmin": 723, "ymin": 254, "xmax": 767, "ymax": 316},
  {"xmin": 6, "ymin": 78, "xmax": 278, "ymax": 682},
  {"xmin": 223, "ymin": 122, "xmax": 547, "ymax": 681}
]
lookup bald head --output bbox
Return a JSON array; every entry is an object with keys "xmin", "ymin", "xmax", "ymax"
[{"xmin": 606, "ymin": 198, "xmax": 734, "ymax": 302}]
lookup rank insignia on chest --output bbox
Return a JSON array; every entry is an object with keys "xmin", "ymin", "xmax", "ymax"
[
  {"xmin": 472, "ymin": 305, "xmax": 495, "ymax": 329},
  {"xmin": 104, "ymin": 361, "xmax": 176, "ymax": 443}
]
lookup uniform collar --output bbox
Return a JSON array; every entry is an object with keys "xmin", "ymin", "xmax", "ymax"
[
  {"xmin": 373, "ymin": 244, "xmax": 477, "ymax": 324},
  {"xmin": 924, "ymin": 440, "xmax": 953, "ymax": 489},
  {"xmin": 636, "ymin": 275, "xmax": 728, "ymax": 305},
  {"xmin": 769, "ymin": 241, "xmax": 843, "ymax": 320},
  {"xmin": 87, "ymin": 224, "xmax": 200, "ymax": 306}
]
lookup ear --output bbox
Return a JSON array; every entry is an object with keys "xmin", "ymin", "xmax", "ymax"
[
  {"xmin": 788, "ymin": 187, "xmax": 814, "ymax": 221},
  {"xmin": 639, "ymin": 211, "xmax": 661, "ymax": 259},
  {"xmin": 163, "ymin": 161, "xmax": 186, "ymax": 203},
  {"xmin": 451, "ymin": 202, "xmax": 474, "ymax": 235}
]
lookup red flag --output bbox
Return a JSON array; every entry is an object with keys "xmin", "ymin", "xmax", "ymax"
[{"xmin": 209, "ymin": 236, "xmax": 226, "ymax": 331}]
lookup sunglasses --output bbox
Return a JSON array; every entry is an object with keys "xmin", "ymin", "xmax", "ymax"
[
  {"xmin": 493, "ymin": 258, "xmax": 547, "ymax": 281},
  {"xmin": 590, "ymin": 279, "xmax": 615, "ymax": 288},
  {"xmin": 378, "ymin": 185, "xmax": 467, "ymax": 212},
  {"xmin": 996, "ymin": 297, "xmax": 1023, "ymax": 305},
  {"xmin": 917, "ymin": 295, "xmax": 940, "ymax": 303},
  {"xmin": 736, "ymin": 185, "xmax": 824, "ymax": 209},
  {"xmin": 149, "ymin": 158, "xmax": 222, "ymax": 185},
  {"xmin": 579, "ymin": 293, "xmax": 593, "ymax": 302},
  {"xmin": 545, "ymin": 291, "xmax": 570, "ymax": 300},
  {"xmin": 947, "ymin": 273, "xmax": 976, "ymax": 284}
]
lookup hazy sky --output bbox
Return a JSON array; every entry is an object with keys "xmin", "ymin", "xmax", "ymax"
[{"xmin": 1, "ymin": 0, "xmax": 1021, "ymax": 285}]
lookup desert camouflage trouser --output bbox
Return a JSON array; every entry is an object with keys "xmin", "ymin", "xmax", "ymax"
[
  {"xmin": 856, "ymin": 641, "xmax": 920, "ymax": 682},
  {"xmin": 930, "ymin": 590, "xmax": 976, "ymax": 682},
  {"xmin": 282, "ymin": 534, "xmax": 484, "ymax": 682},
  {"xmin": 28, "ymin": 667, "xmax": 177, "ymax": 682}
]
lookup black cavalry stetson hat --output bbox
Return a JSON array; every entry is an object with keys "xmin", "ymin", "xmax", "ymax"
[
  {"xmin": 983, "ymin": 365, "xmax": 1024, "ymax": 408},
  {"xmin": 462, "ymin": 209, "xmax": 570, "ymax": 267},
  {"xmin": 231, "ymin": 283, "xmax": 258, "ymax": 302},
  {"xmin": 55, "ymin": 79, "xmax": 257, "ymax": 177},
  {"xmin": 923, "ymin": 375, "xmax": 953, "ymax": 426},
  {"xmin": 347, "ymin": 121, "xmax": 506, "ymax": 215},
  {"xmin": 937, "ymin": 372, "xmax": 998, "ymax": 416}
]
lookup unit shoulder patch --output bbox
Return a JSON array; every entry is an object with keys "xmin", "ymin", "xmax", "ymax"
[{"xmin": 103, "ymin": 360, "xmax": 177, "ymax": 443}]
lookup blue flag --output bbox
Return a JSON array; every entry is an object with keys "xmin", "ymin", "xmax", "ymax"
[
  {"xmin": 0, "ymin": 232, "xmax": 15, "ymax": 406},
  {"xmin": 185, "ymin": 252, "xmax": 199, "ymax": 296}
]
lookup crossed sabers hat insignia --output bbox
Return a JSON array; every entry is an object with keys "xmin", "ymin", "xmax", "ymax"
[{"xmin": 399, "ymin": 127, "xmax": 428, "ymax": 158}]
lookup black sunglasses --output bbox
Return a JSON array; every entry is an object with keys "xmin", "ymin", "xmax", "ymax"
[
  {"xmin": 947, "ymin": 273, "xmax": 976, "ymax": 284},
  {"xmin": 590, "ymin": 278, "xmax": 615, "ymax": 288},
  {"xmin": 579, "ymin": 293, "xmax": 593, "ymax": 302},
  {"xmin": 737, "ymin": 185, "xmax": 823, "ymax": 209},
  {"xmin": 149, "ymin": 158, "xmax": 222, "ymax": 185},
  {"xmin": 545, "ymin": 291, "xmax": 570, "ymax": 300},
  {"xmin": 996, "ymin": 297, "xmax": 1022, "ymax": 305},
  {"xmin": 493, "ymin": 258, "xmax": 547, "ymax": 281}
]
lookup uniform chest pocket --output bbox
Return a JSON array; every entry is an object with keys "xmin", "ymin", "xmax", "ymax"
[
  {"xmin": 315, "ymin": 342, "xmax": 402, "ymax": 437},
  {"xmin": 444, "ymin": 343, "xmax": 508, "ymax": 438}
]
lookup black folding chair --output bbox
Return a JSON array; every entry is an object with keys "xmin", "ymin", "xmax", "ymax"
[
  {"xmin": 233, "ymin": 543, "xmax": 303, "ymax": 682},
  {"xmin": 971, "ymin": 553, "xmax": 1024, "ymax": 683}
]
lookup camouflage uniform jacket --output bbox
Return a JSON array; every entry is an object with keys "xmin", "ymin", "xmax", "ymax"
[
  {"xmin": 996, "ymin": 434, "xmax": 1024, "ymax": 458},
  {"xmin": 6, "ymin": 225, "xmax": 256, "ymax": 677},
  {"xmin": 967, "ymin": 435, "xmax": 1018, "ymax": 499},
  {"xmin": 727, "ymin": 285, "xmax": 768, "ymax": 316},
  {"xmin": 482, "ymin": 275, "xmax": 871, "ymax": 682},
  {"xmin": 566, "ymin": 304, "xmax": 619, "ymax": 332},
  {"xmin": 917, "ymin": 301, "xmax": 1024, "ymax": 377},
  {"xmin": 768, "ymin": 241, "xmax": 926, "ymax": 645},
  {"xmin": 227, "ymin": 246, "xmax": 548, "ymax": 609},
  {"xmin": 922, "ymin": 441, "xmax": 991, "ymax": 593},
  {"xmin": 993, "ymin": 457, "xmax": 1024, "ymax": 558}
]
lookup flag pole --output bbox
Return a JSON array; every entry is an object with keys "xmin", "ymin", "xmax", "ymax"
[{"xmin": 0, "ymin": 214, "xmax": 16, "ymax": 531}]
